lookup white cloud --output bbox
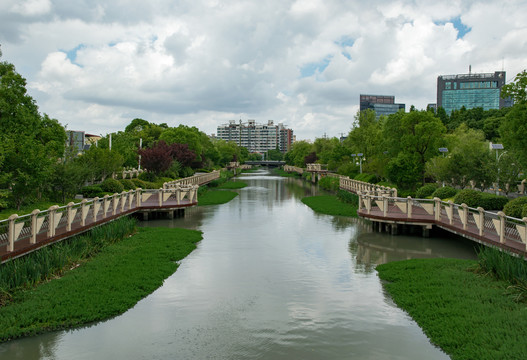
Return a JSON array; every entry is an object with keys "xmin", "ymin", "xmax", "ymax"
[{"xmin": 1, "ymin": 0, "xmax": 526, "ymax": 141}]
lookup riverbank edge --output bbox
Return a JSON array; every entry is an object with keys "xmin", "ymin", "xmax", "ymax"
[
  {"xmin": 301, "ymin": 195, "xmax": 359, "ymax": 217},
  {"xmin": 376, "ymin": 258, "xmax": 527, "ymax": 360},
  {"xmin": 0, "ymin": 226, "xmax": 202, "ymax": 342},
  {"xmin": 198, "ymin": 190, "xmax": 238, "ymax": 206}
]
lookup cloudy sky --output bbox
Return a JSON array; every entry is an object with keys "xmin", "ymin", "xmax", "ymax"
[{"xmin": 1, "ymin": 0, "xmax": 526, "ymax": 140}]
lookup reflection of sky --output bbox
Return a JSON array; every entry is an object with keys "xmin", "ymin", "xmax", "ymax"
[{"xmin": 2, "ymin": 170, "xmax": 449, "ymax": 359}]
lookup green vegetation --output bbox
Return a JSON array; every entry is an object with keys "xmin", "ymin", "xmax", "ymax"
[
  {"xmin": 0, "ymin": 226, "xmax": 202, "ymax": 341},
  {"xmin": 503, "ymin": 196, "xmax": 527, "ymax": 218},
  {"xmin": 415, "ymin": 183, "xmax": 440, "ymax": 198},
  {"xmin": 377, "ymin": 258, "xmax": 527, "ymax": 360},
  {"xmin": 0, "ymin": 217, "xmax": 137, "ymax": 304},
  {"xmin": 0, "ymin": 199, "xmax": 77, "ymax": 220},
  {"xmin": 453, "ymin": 189, "xmax": 509, "ymax": 210},
  {"xmin": 273, "ymin": 168, "xmax": 301, "ymax": 177},
  {"xmin": 301, "ymin": 195, "xmax": 358, "ymax": 217},
  {"xmin": 217, "ymin": 181, "xmax": 247, "ymax": 189},
  {"xmin": 198, "ymin": 190, "xmax": 238, "ymax": 206},
  {"xmin": 477, "ymin": 246, "xmax": 527, "ymax": 300},
  {"xmin": 318, "ymin": 176, "xmax": 340, "ymax": 192},
  {"xmin": 431, "ymin": 186, "xmax": 458, "ymax": 199}
]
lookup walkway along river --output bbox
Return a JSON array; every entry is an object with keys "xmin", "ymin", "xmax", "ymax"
[{"xmin": 0, "ymin": 169, "xmax": 478, "ymax": 359}]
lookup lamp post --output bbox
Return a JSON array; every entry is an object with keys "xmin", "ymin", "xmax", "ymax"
[
  {"xmin": 491, "ymin": 143, "xmax": 504, "ymax": 195},
  {"xmin": 439, "ymin": 147, "xmax": 448, "ymax": 187},
  {"xmin": 351, "ymin": 153, "xmax": 364, "ymax": 174}
]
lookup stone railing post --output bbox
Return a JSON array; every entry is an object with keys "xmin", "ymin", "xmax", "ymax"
[
  {"xmin": 103, "ymin": 195, "xmax": 110, "ymax": 219},
  {"xmin": 67, "ymin": 202, "xmax": 76, "ymax": 231},
  {"xmin": 383, "ymin": 195, "xmax": 388, "ymax": 217},
  {"xmin": 519, "ymin": 179, "xmax": 526, "ymax": 194},
  {"xmin": 158, "ymin": 189, "xmax": 163, "ymax": 207},
  {"xmin": 7, "ymin": 214, "xmax": 23, "ymax": 252},
  {"xmin": 81, "ymin": 199, "xmax": 89, "ymax": 226},
  {"xmin": 497, "ymin": 211, "xmax": 506, "ymax": 244},
  {"xmin": 31, "ymin": 209, "xmax": 43, "ymax": 244},
  {"xmin": 476, "ymin": 207, "xmax": 485, "ymax": 236},
  {"xmin": 136, "ymin": 189, "xmax": 142, "ymax": 207},
  {"xmin": 407, "ymin": 196, "xmax": 413, "ymax": 219},
  {"xmin": 461, "ymin": 203, "xmax": 468, "ymax": 230},
  {"xmin": 434, "ymin": 197, "xmax": 441, "ymax": 221},
  {"xmin": 47, "ymin": 205, "xmax": 60, "ymax": 237},
  {"xmin": 92, "ymin": 197, "xmax": 101, "ymax": 223},
  {"xmin": 448, "ymin": 201, "xmax": 454, "ymax": 224},
  {"xmin": 121, "ymin": 191, "xmax": 128, "ymax": 212},
  {"xmin": 522, "ymin": 218, "xmax": 527, "ymax": 251}
]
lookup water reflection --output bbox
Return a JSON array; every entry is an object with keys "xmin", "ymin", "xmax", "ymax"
[{"xmin": 0, "ymin": 169, "xmax": 470, "ymax": 359}]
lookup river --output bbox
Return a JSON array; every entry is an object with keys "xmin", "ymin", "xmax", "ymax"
[{"xmin": 0, "ymin": 169, "xmax": 477, "ymax": 359}]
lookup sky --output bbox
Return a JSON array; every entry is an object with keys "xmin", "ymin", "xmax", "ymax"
[{"xmin": 1, "ymin": 0, "xmax": 526, "ymax": 141}]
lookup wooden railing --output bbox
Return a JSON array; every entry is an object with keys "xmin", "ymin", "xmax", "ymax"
[
  {"xmin": 340, "ymin": 177, "xmax": 397, "ymax": 197},
  {"xmin": 283, "ymin": 165, "xmax": 303, "ymax": 174},
  {"xmin": 357, "ymin": 193, "xmax": 527, "ymax": 253},
  {"xmin": 0, "ymin": 171, "xmax": 221, "ymax": 259}
]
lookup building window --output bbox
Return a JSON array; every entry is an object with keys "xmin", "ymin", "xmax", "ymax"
[{"xmin": 445, "ymin": 82, "xmax": 451, "ymax": 90}]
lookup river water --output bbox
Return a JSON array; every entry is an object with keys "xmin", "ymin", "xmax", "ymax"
[{"xmin": 0, "ymin": 170, "xmax": 478, "ymax": 359}]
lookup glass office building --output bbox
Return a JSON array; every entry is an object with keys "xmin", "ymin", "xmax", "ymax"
[
  {"xmin": 359, "ymin": 94, "xmax": 405, "ymax": 117},
  {"xmin": 437, "ymin": 71, "xmax": 510, "ymax": 114}
]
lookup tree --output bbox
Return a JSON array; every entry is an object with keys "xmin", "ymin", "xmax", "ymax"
[
  {"xmin": 137, "ymin": 141, "xmax": 174, "ymax": 175},
  {"xmin": 284, "ymin": 141, "xmax": 313, "ymax": 167},
  {"xmin": 499, "ymin": 104, "xmax": 527, "ymax": 170},
  {"xmin": 501, "ymin": 69, "xmax": 527, "ymax": 105},
  {"xmin": 77, "ymin": 146, "xmax": 124, "ymax": 182},
  {"xmin": 384, "ymin": 110, "xmax": 446, "ymax": 188}
]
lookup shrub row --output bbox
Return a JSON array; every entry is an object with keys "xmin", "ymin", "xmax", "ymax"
[
  {"xmin": 318, "ymin": 176, "xmax": 340, "ymax": 192},
  {"xmin": 354, "ymin": 173, "xmax": 379, "ymax": 184},
  {"xmin": 503, "ymin": 197, "xmax": 527, "ymax": 218},
  {"xmin": 453, "ymin": 189, "xmax": 509, "ymax": 210}
]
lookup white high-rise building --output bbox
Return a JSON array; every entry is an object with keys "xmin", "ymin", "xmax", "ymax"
[{"xmin": 216, "ymin": 120, "xmax": 294, "ymax": 153}]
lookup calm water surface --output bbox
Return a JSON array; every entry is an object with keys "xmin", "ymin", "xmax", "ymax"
[{"xmin": 1, "ymin": 170, "xmax": 477, "ymax": 359}]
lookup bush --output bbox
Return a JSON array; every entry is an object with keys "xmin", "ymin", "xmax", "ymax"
[
  {"xmin": 131, "ymin": 178, "xmax": 158, "ymax": 189},
  {"xmin": 431, "ymin": 186, "xmax": 458, "ymax": 200},
  {"xmin": 319, "ymin": 177, "xmax": 340, "ymax": 192},
  {"xmin": 337, "ymin": 190, "xmax": 358, "ymax": 204},
  {"xmin": 119, "ymin": 179, "xmax": 136, "ymax": 190},
  {"xmin": 100, "ymin": 178, "xmax": 124, "ymax": 194},
  {"xmin": 478, "ymin": 193, "xmax": 509, "ymax": 211},
  {"xmin": 337, "ymin": 163, "xmax": 358, "ymax": 179},
  {"xmin": 503, "ymin": 197, "xmax": 527, "ymax": 218},
  {"xmin": 453, "ymin": 189, "xmax": 481, "ymax": 207},
  {"xmin": 416, "ymin": 184, "xmax": 439, "ymax": 199},
  {"xmin": 354, "ymin": 173, "xmax": 379, "ymax": 184},
  {"xmin": 138, "ymin": 171, "xmax": 157, "ymax": 182},
  {"xmin": 81, "ymin": 185, "xmax": 104, "ymax": 198}
]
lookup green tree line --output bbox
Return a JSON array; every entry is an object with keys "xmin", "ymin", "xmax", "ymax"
[
  {"xmin": 0, "ymin": 51, "xmax": 248, "ymax": 210},
  {"xmin": 284, "ymin": 69, "xmax": 527, "ymax": 194}
]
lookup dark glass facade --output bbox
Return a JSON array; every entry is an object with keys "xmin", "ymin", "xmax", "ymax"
[
  {"xmin": 437, "ymin": 71, "xmax": 509, "ymax": 114},
  {"xmin": 359, "ymin": 94, "xmax": 405, "ymax": 117}
]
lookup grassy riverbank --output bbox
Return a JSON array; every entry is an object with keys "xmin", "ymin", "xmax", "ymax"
[
  {"xmin": 376, "ymin": 258, "xmax": 527, "ymax": 360},
  {"xmin": 198, "ymin": 190, "xmax": 238, "ymax": 206},
  {"xmin": 0, "ymin": 226, "xmax": 202, "ymax": 341},
  {"xmin": 301, "ymin": 195, "xmax": 358, "ymax": 217}
]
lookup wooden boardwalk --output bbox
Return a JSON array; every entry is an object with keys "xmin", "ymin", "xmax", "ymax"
[
  {"xmin": 356, "ymin": 194, "xmax": 527, "ymax": 257},
  {"xmin": 0, "ymin": 171, "xmax": 221, "ymax": 262}
]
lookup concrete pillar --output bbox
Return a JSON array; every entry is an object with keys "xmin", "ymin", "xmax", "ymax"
[
  {"xmin": 391, "ymin": 224, "xmax": 399, "ymax": 235},
  {"xmin": 167, "ymin": 211, "xmax": 174, "ymax": 220},
  {"xmin": 422, "ymin": 226, "xmax": 430, "ymax": 238},
  {"xmin": 142, "ymin": 212, "xmax": 149, "ymax": 221}
]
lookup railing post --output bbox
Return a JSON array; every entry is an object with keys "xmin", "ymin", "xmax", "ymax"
[
  {"xmin": 121, "ymin": 191, "xmax": 127, "ymax": 212},
  {"xmin": 31, "ymin": 209, "xmax": 41, "ymax": 244},
  {"xmin": 67, "ymin": 202, "xmax": 76, "ymax": 231},
  {"xmin": 522, "ymin": 218, "xmax": 527, "ymax": 251},
  {"xmin": 93, "ymin": 197, "xmax": 101, "ymax": 223},
  {"xmin": 159, "ymin": 189, "xmax": 163, "ymax": 207},
  {"xmin": 434, "ymin": 197, "xmax": 441, "ymax": 221},
  {"xmin": 406, "ymin": 196, "xmax": 413, "ymax": 218},
  {"xmin": 136, "ymin": 189, "xmax": 142, "ymax": 207},
  {"xmin": 7, "ymin": 214, "xmax": 18, "ymax": 252},
  {"xmin": 477, "ymin": 207, "xmax": 485, "ymax": 236},
  {"xmin": 47, "ymin": 205, "xmax": 60, "ymax": 237},
  {"xmin": 383, "ymin": 195, "xmax": 388, "ymax": 217},
  {"xmin": 103, "ymin": 195, "xmax": 110, "ymax": 219},
  {"xmin": 448, "ymin": 201, "xmax": 454, "ymax": 225},
  {"xmin": 81, "ymin": 199, "xmax": 89, "ymax": 226},
  {"xmin": 497, "ymin": 211, "xmax": 506, "ymax": 244},
  {"xmin": 461, "ymin": 203, "xmax": 468, "ymax": 230}
]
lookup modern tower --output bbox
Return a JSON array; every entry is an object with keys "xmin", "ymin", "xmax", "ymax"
[
  {"xmin": 359, "ymin": 94, "xmax": 405, "ymax": 117},
  {"xmin": 437, "ymin": 70, "xmax": 511, "ymax": 114}
]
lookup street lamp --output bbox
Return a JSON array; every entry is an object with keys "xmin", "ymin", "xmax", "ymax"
[
  {"xmin": 351, "ymin": 153, "xmax": 364, "ymax": 174},
  {"xmin": 491, "ymin": 144, "xmax": 505, "ymax": 195}
]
